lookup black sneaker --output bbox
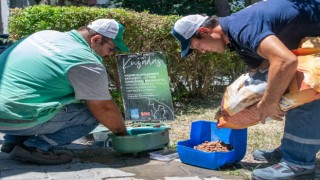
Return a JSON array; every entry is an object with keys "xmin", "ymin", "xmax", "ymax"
[
  {"xmin": 251, "ymin": 162, "xmax": 315, "ymax": 180},
  {"xmin": 253, "ymin": 147, "xmax": 283, "ymax": 162},
  {"xmin": 9, "ymin": 145, "xmax": 73, "ymax": 165},
  {"xmin": 1, "ymin": 142, "xmax": 17, "ymax": 153}
]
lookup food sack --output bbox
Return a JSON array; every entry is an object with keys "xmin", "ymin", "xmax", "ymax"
[{"xmin": 216, "ymin": 37, "xmax": 320, "ymax": 129}]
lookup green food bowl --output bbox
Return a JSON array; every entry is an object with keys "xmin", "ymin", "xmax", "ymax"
[{"xmin": 109, "ymin": 123, "xmax": 170, "ymax": 154}]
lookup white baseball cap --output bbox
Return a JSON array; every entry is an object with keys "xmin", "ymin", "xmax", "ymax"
[
  {"xmin": 171, "ymin": 15, "xmax": 208, "ymax": 58},
  {"xmin": 88, "ymin": 19, "xmax": 129, "ymax": 52}
]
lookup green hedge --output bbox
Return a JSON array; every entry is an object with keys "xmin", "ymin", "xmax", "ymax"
[{"xmin": 9, "ymin": 5, "xmax": 246, "ymax": 102}]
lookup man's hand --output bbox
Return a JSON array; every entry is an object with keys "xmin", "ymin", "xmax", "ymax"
[
  {"xmin": 257, "ymin": 100, "xmax": 285, "ymax": 124},
  {"xmin": 86, "ymin": 100, "xmax": 128, "ymax": 136},
  {"xmin": 256, "ymin": 35, "xmax": 298, "ymax": 124}
]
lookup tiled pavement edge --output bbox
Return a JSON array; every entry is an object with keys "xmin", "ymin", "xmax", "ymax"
[{"xmin": 0, "ymin": 133, "xmax": 250, "ymax": 180}]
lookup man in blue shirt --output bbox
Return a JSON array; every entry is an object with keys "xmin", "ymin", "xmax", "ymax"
[{"xmin": 171, "ymin": 0, "xmax": 320, "ymax": 179}]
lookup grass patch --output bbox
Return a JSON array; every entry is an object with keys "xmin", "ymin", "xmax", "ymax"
[
  {"xmin": 123, "ymin": 99, "xmax": 319, "ymax": 178},
  {"xmin": 164, "ymin": 99, "xmax": 285, "ymax": 178}
]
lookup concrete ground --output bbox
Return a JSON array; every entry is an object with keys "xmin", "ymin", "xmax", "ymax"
[{"xmin": 0, "ymin": 133, "xmax": 248, "ymax": 180}]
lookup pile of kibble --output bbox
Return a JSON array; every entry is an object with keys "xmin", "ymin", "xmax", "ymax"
[{"xmin": 193, "ymin": 140, "xmax": 233, "ymax": 152}]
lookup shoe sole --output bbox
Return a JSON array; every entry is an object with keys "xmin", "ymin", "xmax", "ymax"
[
  {"xmin": 253, "ymin": 153, "xmax": 282, "ymax": 162},
  {"xmin": 253, "ymin": 156, "xmax": 281, "ymax": 162},
  {"xmin": 9, "ymin": 146, "xmax": 72, "ymax": 165},
  {"xmin": 253, "ymin": 155, "xmax": 268, "ymax": 161},
  {"xmin": 1, "ymin": 144, "xmax": 17, "ymax": 154},
  {"xmin": 252, "ymin": 172, "xmax": 315, "ymax": 180}
]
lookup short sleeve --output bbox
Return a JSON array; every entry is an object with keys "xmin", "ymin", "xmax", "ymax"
[{"xmin": 68, "ymin": 64, "xmax": 112, "ymax": 100}]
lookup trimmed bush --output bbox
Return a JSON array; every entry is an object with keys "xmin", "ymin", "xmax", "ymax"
[{"xmin": 9, "ymin": 5, "xmax": 246, "ymax": 102}]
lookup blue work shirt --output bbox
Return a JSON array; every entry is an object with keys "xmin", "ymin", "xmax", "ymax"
[{"xmin": 220, "ymin": 0, "xmax": 320, "ymax": 68}]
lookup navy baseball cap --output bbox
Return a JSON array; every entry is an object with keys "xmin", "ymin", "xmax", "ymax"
[{"xmin": 171, "ymin": 15, "xmax": 208, "ymax": 58}]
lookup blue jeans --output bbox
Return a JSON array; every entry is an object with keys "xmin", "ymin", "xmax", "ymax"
[
  {"xmin": 1, "ymin": 103, "xmax": 99, "ymax": 151},
  {"xmin": 281, "ymin": 99, "xmax": 320, "ymax": 169}
]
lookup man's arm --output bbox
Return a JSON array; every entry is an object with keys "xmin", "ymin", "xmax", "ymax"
[
  {"xmin": 256, "ymin": 35, "xmax": 298, "ymax": 123},
  {"xmin": 86, "ymin": 100, "xmax": 128, "ymax": 136}
]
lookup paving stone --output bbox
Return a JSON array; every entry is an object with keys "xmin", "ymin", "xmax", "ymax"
[
  {"xmin": 164, "ymin": 177, "xmax": 202, "ymax": 180},
  {"xmin": 0, "ymin": 133, "xmax": 244, "ymax": 180},
  {"xmin": 107, "ymin": 178, "xmax": 143, "ymax": 180},
  {"xmin": 1, "ymin": 170, "xmax": 48, "ymax": 180}
]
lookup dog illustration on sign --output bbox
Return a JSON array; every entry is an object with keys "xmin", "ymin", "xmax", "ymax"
[{"xmin": 145, "ymin": 98, "xmax": 174, "ymax": 120}]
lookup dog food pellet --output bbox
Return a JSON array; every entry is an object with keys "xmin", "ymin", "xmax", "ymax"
[{"xmin": 194, "ymin": 140, "xmax": 233, "ymax": 152}]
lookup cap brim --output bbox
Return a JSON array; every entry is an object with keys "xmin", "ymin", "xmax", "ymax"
[
  {"xmin": 181, "ymin": 41, "xmax": 193, "ymax": 58},
  {"xmin": 171, "ymin": 27, "xmax": 193, "ymax": 58},
  {"xmin": 113, "ymin": 39, "xmax": 129, "ymax": 52},
  {"xmin": 112, "ymin": 22, "xmax": 129, "ymax": 52}
]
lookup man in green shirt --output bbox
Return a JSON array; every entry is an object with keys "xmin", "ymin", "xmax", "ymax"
[{"xmin": 0, "ymin": 18, "xmax": 129, "ymax": 165}]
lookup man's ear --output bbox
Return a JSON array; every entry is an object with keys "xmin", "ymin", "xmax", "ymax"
[
  {"xmin": 197, "ymin": 27, "xmax": 211, "ymax": 34},
  {"xmin": 90, "ymin": 35, "xmax": 102, "ymax": 44}
]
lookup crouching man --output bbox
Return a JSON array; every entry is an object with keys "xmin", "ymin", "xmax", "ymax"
[{"xmin": 0, "ymin": 18, "xmax": 129, "ymax": 165}]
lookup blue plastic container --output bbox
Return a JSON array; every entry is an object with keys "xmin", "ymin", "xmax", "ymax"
[{"xmin": 177, "ymin": 120, "xmax": 247, "ymax": 170}]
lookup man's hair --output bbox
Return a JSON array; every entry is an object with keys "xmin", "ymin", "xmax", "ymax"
[
  {"xmin": 193, "ymin": 15, "xmax": 219, "ymax": 39},
  {"xmin": 202, "ymin": 15, "xmax": 219, "ymax": 28},
  {"xmin": 78, "ymin": 26, "xmax": 110, "ymax": 45}
]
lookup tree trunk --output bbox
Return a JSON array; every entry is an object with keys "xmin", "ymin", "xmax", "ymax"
[
  {"xmin": 9, "ymin": 0, "xmax": 36, "ymax": 8},
  {"xmin": 251, "ymin": 0, "xmax": 262, "ymax": 3},
  {"xmin": 39, "ymin": 0, "xmax": 51, "ymax": 5},
  {"xmin": 0, "ymin": 1, "xmax": 3, "ymax": 34},
  {"xmin": 58, "ymin": 0, "xmax": 65, "ymax": 6},
  {"xmin": 215, "ymin": 0, "xmax": 231, "ymax": 17}
]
